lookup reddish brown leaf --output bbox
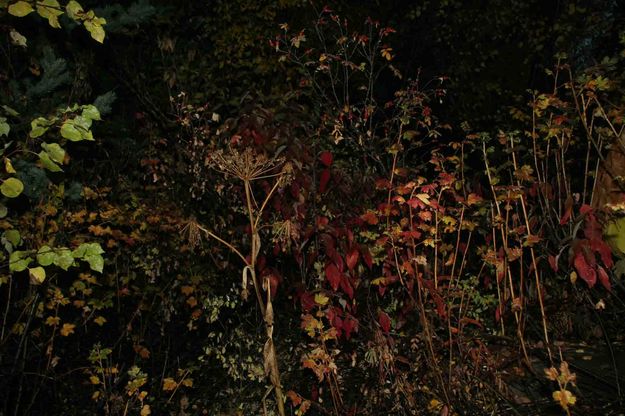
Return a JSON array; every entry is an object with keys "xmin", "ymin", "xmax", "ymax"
[
  {"xmin": 319, "ymin": 151, "xmax": 333, "ymax": 167},
  {"xmin": 560, "ymin": 196, "xmax": 573, "ymax": 225},
  {"xmin": 548, "ymin": 255, "xmax": 558, "ymax": 272},
  {"xmin": 378, "ymin": 311, "xmax": 391, "ymax": 333},
  {"xmin": 325, "ymin": 263, "xmax": 341, "ymax": 291},
  {"xmin": 346, "ymin": 248, "xmax": 359, "ymax": 271},
  {"xmin": 361, "ymin": 246, "xmax": 373, "ymax": 269},
  {"xmin": 573, "ymin": 251, "xmax": 597, "ymax": 287},
  {"xmin": 340, "ymin": 275, "xmax": 354, "ymax": 299},
  {"xmin": 342, "ymin": 316, "xmax": 358, "ymax": 339}
]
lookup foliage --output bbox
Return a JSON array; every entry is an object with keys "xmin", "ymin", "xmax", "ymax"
[{"xmin": 1, "ymin": 1, "xmax": 625, "ymax": 415}]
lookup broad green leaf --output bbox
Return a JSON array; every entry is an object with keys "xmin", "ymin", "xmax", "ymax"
[
  {"xmin": 81, "ymin": 104, "xmax": 101, "ymax": 121},
  {"xmin": 8, "ymin": 1, "xmax": 34, "ymax": 17},
  {"xmin": 28, "ymin": 266, "xmax": 46, "ymax": 284},
  {"xmin": 3, "ymin": 230, "xmax": 20, "ymax": 247},
  {"xmin": 1, "ymin": 177, "xmax": 24, "ymax": 198},
  {"xmin": 37, "ymin": 245, "xmax": 57, "ymax": 266},
  {"xmin": 36, "ymin": 0, "xmax": 63, "ymax": 29},
  {"xmin": 30, "ymin": 117, "xmax": 53, "ymax": 138},
  {"xmin": 84, "ymin": 253, "xmax": 103, "ymax": 273},
  {"xmin": 9, "ymin": 250, "xmax": 32, "ymax": 272},
  {"xmin": 54, "ymin": 248, "xmax": 74, "ymax": 270},
  {"xmin": 41, "ymin": 142, "xmax": 65, "ymax": 163},
  {"xmin": 73, "ymin": 242, "xmax": 104, "ymax": 258},
  {"xmin": 38, "ymin": 151, "xmax": 63, "ymax": 172},
  {"xmin": 9, "ymin": 29, "xmax": 27, "ymax": 47},
  {"xmin": 84, "ymin": 15, "xmax": 106, "ymax": 43},
  {"xmin": 60, "ymin": 121, "xmax": 82, "ymax": 141},
  {"xmin": 65, "ymin": 0, "xmax": 83, "ymax": 20},
  {"xmin": 4, "ymin": 158, "xmax": 15, "ymax": 173},
  {"xmin": 0, "ymin": 204, "xmax": 7, "ymax": 218},
  {"xmin": 0, "ymin": 117, "xmax": 9, "ymax": 137}
]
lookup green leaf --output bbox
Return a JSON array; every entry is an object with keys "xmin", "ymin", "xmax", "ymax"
[
  {"xmin": 9, "ymin": 250, "xmax": 32, "ymax": 272},
  {"xmin": 8, "ymin": 1, "xmax": 34, "ymax": 17},
  {"xmin": 0, "ymin": 204, "xmax": 7, "ymax": 218},
  {"xmin": 1, "ymin": 177, "xmax": 24, "ymax": 198},
  {"xmin": 0, "ymin": 118, "xmax": 10, "ymax": 137},
  {"xmin": 84, "ymin": 253, "xmax": 104, "ymax": 273},
  {"xmin": 60, "ymin": 121, "xmax": 82, "ymax": 141},
  {"xmin": 65, "ymin": 0, "xmax": 83, "ymax": 20},
  {"xmin": 38, "ymin": 151, "xmax": 63, "ymax": 172},
  {"xmin": 30, "ymin": 117, "xmax": 53, "ymax": 138},
  {"xmin": 81, "ymin": 104, "xmax": 101, "ymax": 121},
  {"xmin": 28, "ymin": 266, "xmax": 46, "ymax": 284},
  {"xmin": 3, "ymin": 230, "xmax": 20, "ymax": 247},
  {"xmin": 37, "ymin": 245, "xmax": 57, "ymax": 266},
  {"xmin": 606, "ymin": 217, "xmax": 625, "ymax": 255},
  {"xmin": 41, "ymin": 142, "xmax": 65, "ymax": 163},
  {"xmin": 54, "ymin": 248, "xmax": 74, "ymax": 270},
  {"xmin": 36, "ymin": 0, "xmax": 63, "ymax": 29},
  {"xmin": 73, "ymin": 242, "xmax": 104, "ymax": 258}
]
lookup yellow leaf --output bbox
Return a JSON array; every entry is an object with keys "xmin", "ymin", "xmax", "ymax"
[
  {"xmin": 180, "ymin": 285, "xmax": 194, "ymax": 296},
  {"xmin": 94, "ymin": 316, "xmax": 107, "ymax": 326},
  {"xmin": 45, "ymin": 316, "xmax": 60, "ymax": 326},
  {"xmin": 8, "ymin": 1, "xmax": 35, "ymax": 17},
  {"xmin": 28, "ymin": 266, "xmax": 46, "ymax": 285},
  {"xmin": 416, "ymin": 193, "xmax": 430, "ymax": 205},
  {"xmin": 314, "ymin": 293, "xmax": 329, "ymax": 306},
  {"xmin": 89, "ymin": 375, "xmax": 101, "ymax": 385},
  {"xmin": 60, "ymin": 323, "xmax": 75, "ymax": 336},
  {"xmin": 181, "ymin": 378, "xmax": 193, "ymax": 387},
  {"xmin": 162, "ymin": 377, "xmax": 177, "ymax": 391},
  {"xmin": 140, "ymin": 404, "xmax": 151, "ymax": 416},
  {"xmin": 84, "ymin": 15, "xmax": 106, "ymax": 43},
  {"xmin": 4, "ymin": 158, "xmax": 15, "ymax": 174},
  {"xmin": 381, "ymin": 47, "xmax": 393, "ymax": 61}
]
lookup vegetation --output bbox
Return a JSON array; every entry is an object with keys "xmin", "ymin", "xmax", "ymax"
[{"xmin": 1, "ymin": 1, "xmax": 624, "ymax": 415}]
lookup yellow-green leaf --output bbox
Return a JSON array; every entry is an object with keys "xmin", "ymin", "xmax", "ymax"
[
  {"xmin": 4, "ymin": 158, "xmax": 15, "ymax": 174},
  {"xmin": 8, "ymin": 1, "xmax": 34, "ymax": 17},
  {"xmin": 41, "ymin": 142, "xmax": 65, "ymax": 163},
  {"xmin": 36, "ymin": 0, "xmax": 63, "ymax": 29},
  {"xmin": 65, "ymin": 0, "xmax": 83, "ymax": 20},
  {"xmin": 28, "ymin": 266, "xmax": 46, "ymax": 285},
  {"xmin": 1, "ymin": 177, "xmax": 24, "ymax": 198},
  {"xmin": 60, "ymin": 121, "xmax": 82, "ymax": 141},
  {"xmin": 38, "ymin": 151, "xmax": 63, "ymax": 172},
  {"xmin": 9, "ymin": 29, "xmax": 27, "ymax": 47},
  {"xmin": 84, "ymin": 17, "xmax": 106, "ymax": 43}
]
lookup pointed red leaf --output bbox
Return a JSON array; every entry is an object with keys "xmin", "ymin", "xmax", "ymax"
[
  {"xmin": 361, "ymin": 246, "xmax": 373, "ymax": 269},
  {"xmin": 340, "ymin": 275, "xmax": 354, "ymax": 299},
  {"xmin": 573, "ymin": 251, "xmax": 597, "ymax": 287},
  {"xmin": 325, "ymin": 263, "xmax": 341, "ymax": 290},
  {"xmin": 319, "ymin": 151, "xmax": 333, "ymax": 167},
  {"xmin": 548, "ymin": 255, "xmax": 558, "ymax": 272},
  {"xmin": 378, "ymin": 311, "xmax": 391, "ymax": 333},
  {"xmin": 346, "ymin": 248, "xmax": 359, "ymax": 272}
]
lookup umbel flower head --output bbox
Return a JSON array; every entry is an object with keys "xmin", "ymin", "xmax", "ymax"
[{"xmin": 209, "ymin": 146, "xmax": 289, "ymax": 182}]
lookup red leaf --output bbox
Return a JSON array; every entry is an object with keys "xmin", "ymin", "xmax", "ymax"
[
  {"xmin": 573, "ymin": 251, "xmax": 597, "ymax": 287},
  {"xmin": 580, "ymin": 204, "xmax": 593, "ymax": 215},
  {"xmin": 342, "ymin": 316, "xmax": 357, "ymax": 339},
  {"xmin": 548, "ymin": 255, "xmax": 558, "ymax": 272},
  {"xmin": 591, "ymin": 238, "xmax": 614, "ymax": 269},
  {"xmin": 560, "ymin": 196, "xmax": 573, "ymax": 225},
  {"xmin": 378, "ymin": 311, "xmax": 391, "ymax": 333},
  {"xmin": 300, "ymin": 291, "xmax": 315, "ymax": 312},
  {"xmin": 319, "ymin": 169, "xmax": 331, "ymax": 193},
  {"xmin": 597, "ymin": 266, "xmax": 611, "ymax": 291},
  {"xmin": 346, "ymin": 248, "xmax": 359, "ymax": 272},
  {"xmin": 325, "ymin": 263, "xmax": 341, "ymax": 290},
  {"xmin": 361, "ymin": 246, "xmax": 373, "ymax": 269},
  {"xmin": 319, "ymin": 151, "xmax": 333, "ymax": 167},
  {"xmin": 361, "ymin": 211, "xmax": 379, "ymax": 225},
  {"xmin": 340, "ymin": 275, "xmax": 354, "ymax": 299}
]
